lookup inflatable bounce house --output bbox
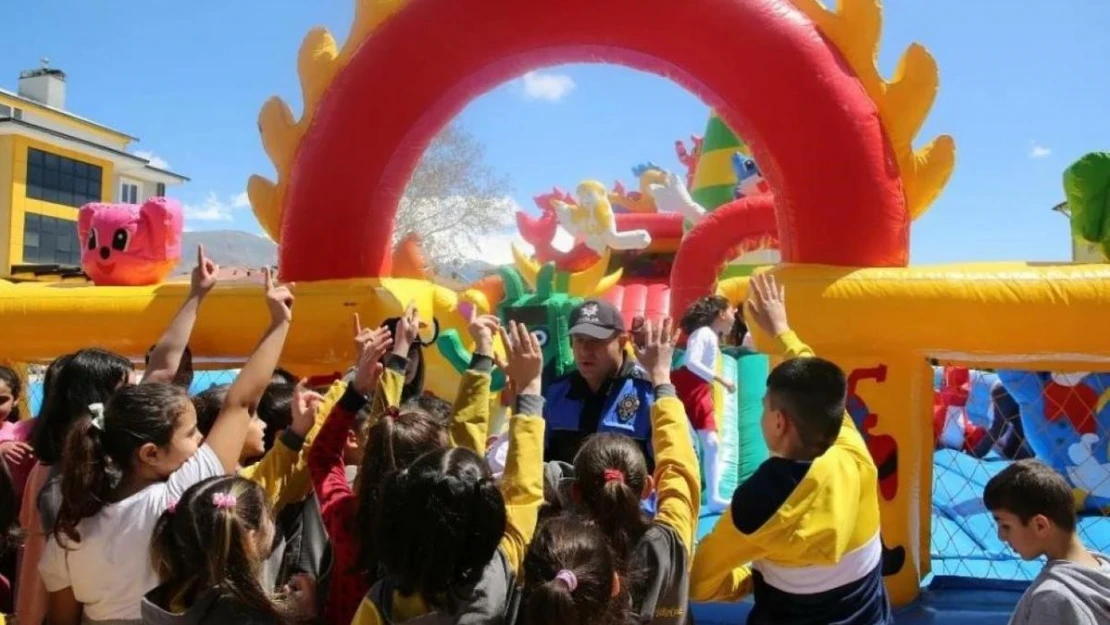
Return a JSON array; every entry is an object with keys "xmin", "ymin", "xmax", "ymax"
[{"xmin": 1, "ymin": 1, "xmax": 1109, "ymax": 623}]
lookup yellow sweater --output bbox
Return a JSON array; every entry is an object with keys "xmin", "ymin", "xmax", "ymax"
[{"xmin": 688, "ymin": 331, "xmax": 888, "ymax": 622}]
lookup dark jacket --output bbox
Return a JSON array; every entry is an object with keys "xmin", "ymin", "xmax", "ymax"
[{"xmin": 542, "ymin": 357, "xmax": 656, "ymax": 466}]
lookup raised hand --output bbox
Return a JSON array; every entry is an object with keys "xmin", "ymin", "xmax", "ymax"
[
  {"xmin": 263, "ymin": 267, "xmax": 294, "ymax": 325},
  {"xmin": 745, "ymin": 273, "xmax": 789, "ymax": 338},
  {"xmin": 392, "ymin": 301, "xmax": 421, "ymax": 358},
  {"xmin": 190, "ymin": 244, "xmax": 218, "ymax": 297},
  {"xmin": 635, "ymin": 317, "xmax": 677, "ymax": 386},
  {"xmin": 289, "ymin": 381, "xmax": 325, "ymax": 438},
  {"xmin": 498, "ymin": 321, "xmax": 543, "ymax": 397},
  {"xmin": 467, "ymin": 311, "xmax": 500, "ymax": 357},
  {"xmin": 353, "ymin": 313, "xmax": 393, "ymax": 395}
]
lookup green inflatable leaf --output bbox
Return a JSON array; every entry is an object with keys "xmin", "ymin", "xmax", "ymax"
[{"xmin": 1063, "ymin": 152, "xmax": 1110, "ymax": 257}]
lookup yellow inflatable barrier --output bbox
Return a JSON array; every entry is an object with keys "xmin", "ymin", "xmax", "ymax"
[{"xmin": 0, "ymin": 278, "xmax": 478, "ymax": 400}]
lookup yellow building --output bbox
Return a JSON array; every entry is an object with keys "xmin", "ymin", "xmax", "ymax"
[{"xmin": 0, "ymin": 62, "xmax": 187, "ymax": 278}]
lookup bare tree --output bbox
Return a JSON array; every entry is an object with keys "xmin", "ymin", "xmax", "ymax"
[{"xmin": 397, "ymin": 123, "xmax": 514, "ymax": 273}]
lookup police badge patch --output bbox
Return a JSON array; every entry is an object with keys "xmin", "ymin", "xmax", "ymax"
[{"xmin": 616, "ymin": 394, "xmax": 640, "ymax": 423}]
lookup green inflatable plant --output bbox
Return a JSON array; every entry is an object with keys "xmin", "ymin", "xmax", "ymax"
[{"xmin": 1063, "ymin": 152, "xmax": 1110, "ymax": 258}]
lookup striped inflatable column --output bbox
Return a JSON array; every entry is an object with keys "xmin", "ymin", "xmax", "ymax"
[{"xmin": 689, "ymin": 110, "xmax": 748, "ymax": 219}]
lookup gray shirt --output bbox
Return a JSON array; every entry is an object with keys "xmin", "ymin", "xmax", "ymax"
[{"xmin": 1009, "ymin": 552, "xmax": 1110, "ymax": 625}]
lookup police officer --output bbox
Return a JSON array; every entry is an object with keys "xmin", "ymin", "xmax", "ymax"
[{"xmin": 543, "ymin": 299, "xmax": 656, "ymax": 466}]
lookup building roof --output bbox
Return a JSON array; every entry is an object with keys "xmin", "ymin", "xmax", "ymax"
[
  {"xmin": 0, "ymin": 117, "xmax": 189, "ymax": 182},
  {"xmin": 0, "ymin": 86, "xmax": 137, "ymax": 141}
]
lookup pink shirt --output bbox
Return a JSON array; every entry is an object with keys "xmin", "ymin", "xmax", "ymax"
[{"xmin": 0, "ymin": 419, "xmax": 36, "ymax": 505}]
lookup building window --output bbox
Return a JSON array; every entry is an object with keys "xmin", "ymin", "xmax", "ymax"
[
  {"xmin": 23, "ymin": 213, "xmax": 80, "ymax": 266},
  {"xmin": 13, "ymin": 108, "xmax": 22, "ymax": 120},
  {"xmin": 121, "ymin": 181, "xmax": 139, "ymax": 204},
  {"xmin": 156, "ymin": 183, "xmax": 166, "ymax": 197},
  {"xmin": 0, "ymin": 104, "xmax": 17, "ymax": 119},
  {"xmin": 25, "ymin": 147, "xmax": 103, "ymax": 208}
]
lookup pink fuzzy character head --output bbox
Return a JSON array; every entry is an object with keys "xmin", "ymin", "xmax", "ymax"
[{"xmin": 78, "ymin": 197, "xmax": 183, "ymax": 286}]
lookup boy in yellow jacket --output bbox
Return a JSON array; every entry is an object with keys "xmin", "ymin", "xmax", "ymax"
[{"xmin": 690, "ymin": 274, "xmax": 893, "ymax": 625}]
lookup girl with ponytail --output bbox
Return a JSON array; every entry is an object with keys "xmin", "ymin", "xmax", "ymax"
[
  {"xmin": 308, "ymin": 308, "xmax": 499, "ymax": 625},
  {"xmin": 520, "ymin": 515, "xmax": 626, "ymax": 625},
  {"xmin": 350, "ymin": 320, "xmax": 546, "ymax": 625},
  {"xmin": 142, "ymin": 476, "xmax": 314, "ymax": 625},
  {"xmin": 39, "ymin": 269, "xmax": 296, "ymax": 625},
  {"xmin": 566, "ymin": 318, "xmax": 702, "ymax": 625}
]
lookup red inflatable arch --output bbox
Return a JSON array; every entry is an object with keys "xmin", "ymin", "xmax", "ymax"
[{"xmin": 279, "ymin": 0, "xmax": 908, "ymax": 281}]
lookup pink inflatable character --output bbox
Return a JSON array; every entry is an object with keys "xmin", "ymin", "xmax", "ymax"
[{"xmin": 78, "ymin": 197, "xmax": 184, "ymax": 286}]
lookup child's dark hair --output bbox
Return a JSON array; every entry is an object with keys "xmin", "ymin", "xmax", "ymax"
[
  {"xmin": 38, "ymin": 353, "xmax": 73, "ymax": 419},
  {"xmin": 572, "ymin": 433, "xmax": 652, "ymax": 562},
  {"xmin": 983, "ymin": 459, "xmax": 1076, "ymax": 531},
  {"xmin": 765, "ymin": 357, "xmax": 847, "ymax": 458},
  {"xmin": 0, "ymin": 364, "xmax": 23, "ymax": 423},
  {"xmin": 193, "ymin": 384, "xmax": 229, "ymax": 437},
  {"xmin": 728, "ymin": 315, "xmax": 749, "ymax": 348},
  {"xmin": 271, "ymin": 368, "xmax": 298, "ymax": 387},
  {"xmin": 145, "ymin": 345, "xmax": 195, "ymax": 388},
  {"xmin": 257, "ymin": 382, "xmax": 295, "ymax": 451},
  {"xmin": 402, "ymin": 394, "xmax": 452, "ymax": 427},
  {"xmin": 680, "ymin": 295, "xmax": 730, "ymax": 336},
  {"xmin": 151, "ymin": 476, "xmax": 299, "ymax": 624},
  {"xmin": 382, "ymin": 317, "xmax": 426, "ymax": 403},
  {"xmin": 378, "ymin": 446, "xmax": 505, "ymax": 604},
  {"xmin": 521, "ymin": 515, "xmax": 624, "ymax": 625},
  {"xmin": 32, "ymin": 348, "xmax": 134, "ymax": 465},
  {"xmin": 354, "ymin": 407, "xmax": 448, "ymax": 584},
  {"xmin": 0, "ymin": 457, "xmax": 23, "ymax": 557},
  {"xmin": 55, "ymin": 382, "xmax": 191, "ymax": 544}
]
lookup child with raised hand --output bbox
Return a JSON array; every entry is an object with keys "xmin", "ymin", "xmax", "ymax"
[
  {"xmin": 351, "ymin": 320, "xmax": 546, "ymax": 625},
  {"xmin": 142, "ymin": 475, "xmax": 316, "ymax": 625},
  {"xmin": 39, "ymin": 268, "xmax": 295, "ymax": 625},
  {"xmin": 191, "ymin": 380, "xmax": 324, "ymax": 515},
  {"xmin": 690, "ymin": 273, "xmax": 893, "ymax": 625},
  {"xmin": 983, "ymin": 460, "xmax": 1110, "ymax": 625},
  {"xmin": 308, "ymin": 307, "xmax": 501, "ymax": 625},
  {"xmin": 555, "ymin": 317, "xmax": 700, "ymax": 625}
]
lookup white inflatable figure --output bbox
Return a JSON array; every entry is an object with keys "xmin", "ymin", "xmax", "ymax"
[
  {"xmin": 1067, "ymin": 433, "xmax": 1110, "ymax": 499},
  {"xmin": 649, "ymin": 171, "xmax": 709, "ymax": 225},
  {"xmin": 551, "ymin": 180, "xmax": 652, "ymax": 254}
]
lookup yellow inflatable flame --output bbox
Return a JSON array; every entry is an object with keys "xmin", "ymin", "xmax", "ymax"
[
  {"xmin": 511, "ymin": 245, "xmax": 623, "ymax": 297},
  {"xmin": 790, "ymin": 0, "xmax": 956, "ymax": 219},
  {"xmin": 249, "ymin": 0, "xmax": 411, "ymax": 242}
]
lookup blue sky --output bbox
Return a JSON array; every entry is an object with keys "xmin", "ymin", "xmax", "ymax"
[{"xmin": 4, "ymin": 0, "xmax": 1109, "ymax": 265}]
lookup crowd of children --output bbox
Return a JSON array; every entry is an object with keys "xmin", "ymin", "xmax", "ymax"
[{"xmin": 0, "ymin": 250, "xmax": 1107, "ymax": 625}]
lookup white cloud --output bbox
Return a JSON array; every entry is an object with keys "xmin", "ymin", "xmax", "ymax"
[
  {"xmin": 521, "ymin": 71, "xmax": 576, "ymax": 102},
  {"xmin": 183, "ymin": 191, "xmax": 249, "ymax": 223},
  {"xmin": 1028, "ymin": 142, "xmax": 1052, "ymax": 159},
  {"xmin": 134, "ymin": 150, "xmax": 170, "ymax": 169}
]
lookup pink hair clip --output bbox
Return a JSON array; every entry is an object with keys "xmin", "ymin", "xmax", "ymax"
[
  {"xmin": 167, "ymin": 499, "xmax": 178, "ymax": 514},
  {"xmin": 602, "ymin": 468, "xmax": 625, "ymax": 484},
  {"xmin": 212, "ymin": 492, "xmax": 237, "ymax": 509}
]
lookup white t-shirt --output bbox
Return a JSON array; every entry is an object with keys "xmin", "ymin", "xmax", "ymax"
[
  {"xmin": 39, "ymin": 444, "xmax": 224, "ymax": 622},
  {"xmin": 683, "ymin": 326, "xmax": 719, "ymax": 383}
]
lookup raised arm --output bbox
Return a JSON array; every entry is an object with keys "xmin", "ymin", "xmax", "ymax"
[
  {"xmin": 449, "ymin": 313, "xmax": 499, "ymax": 452},
  {"xmin": 496, "ymin": 321, "xmax": 546, "ymax": 574},
  {"xmin": 206, "ymin": 268, "xmax": 293, "ymax": 472},
  {"xmin": 143, "ymin": 245, "xmax": 217, "ymax": 384},
  {"xmin": 309, "ymin": 321, "xmax": 392, "ymax": 513},
  {"xmin": 637, "ymin": 318, "xmax": 701, "ymax": 555},
  {"xmin": 746, "ymin": 273, "xmax": 863, "ymax": 446}
]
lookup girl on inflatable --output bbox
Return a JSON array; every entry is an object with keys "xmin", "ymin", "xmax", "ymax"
[{"xmin": 674, "ymin": 295, "xmax": 737, "ymax": 513}]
